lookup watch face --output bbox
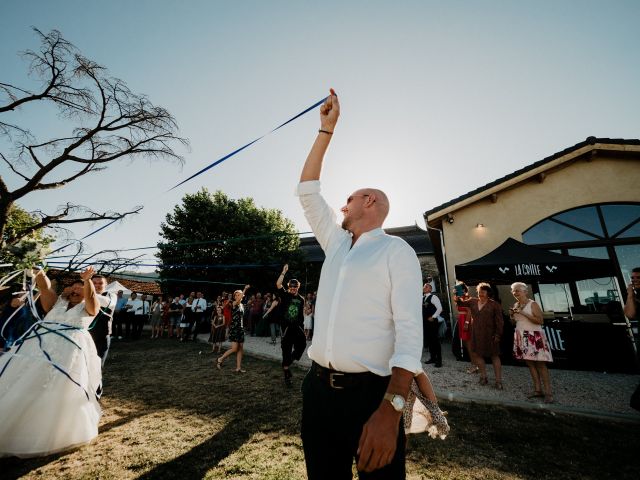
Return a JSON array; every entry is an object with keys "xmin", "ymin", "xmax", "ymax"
[{"xmin": 391, "ymin": 395, "xmax": 405, "ymax": 411}]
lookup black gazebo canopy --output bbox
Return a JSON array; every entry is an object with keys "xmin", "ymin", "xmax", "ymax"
[{"xmin": 455, "ymin": 237, "xmax": 614, "ymax": 285}]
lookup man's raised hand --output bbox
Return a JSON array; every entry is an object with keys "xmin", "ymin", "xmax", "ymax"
[
  {"xmin": 79, "ymin": 266, "xmax": 96, "ymax": 282},
  {"xmin": 320, "ymin": 88, "xmax": 339, "ymax": 132}
]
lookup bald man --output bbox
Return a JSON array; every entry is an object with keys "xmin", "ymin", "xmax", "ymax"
[{"xmin": 296, "ymin": 90, "xmax": 423, "ymax": 479}]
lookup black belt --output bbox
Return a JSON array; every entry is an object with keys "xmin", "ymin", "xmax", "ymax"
[{"xmin": 311, "ymin": 362, "xmax": 384, "ymax": 390}]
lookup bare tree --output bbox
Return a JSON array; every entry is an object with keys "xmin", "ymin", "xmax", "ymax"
[
  {"xmin": 54, "ymin": 242, "xmax": 145, "ymax": 275},
  {"xmin": 0, "ymin": 28, "xmax": 188, "ymax": 251}
]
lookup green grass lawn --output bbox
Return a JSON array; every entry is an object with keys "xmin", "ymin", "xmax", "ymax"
[{"xmin": 2, "ymin": 338, "xmax": 638, "ymax": 479}]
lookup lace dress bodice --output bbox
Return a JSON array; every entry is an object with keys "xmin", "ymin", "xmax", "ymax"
[{"xmin": 44, "ymin": 298, "xmax": 94, "ymax": 329}]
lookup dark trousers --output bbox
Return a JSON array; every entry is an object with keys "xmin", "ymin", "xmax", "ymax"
[
  {"xmin": 191, "ymin": 313, "xmax": 205, "ymax": 340},
  {"xmin": 301, "ymin": 366, "xmax": 406, "ymax": 479},
  {"xmin": 89, "ymin": 313, "xmax": 110, "ymax": 358},
  {"xmin": 281, "ymin": 324, "xmax": 307, "ymax": 368},
  {"xmin": 113, "ymin": 311, "xmax": 125, "ymax": 338},
  {"xmin": 132, "ymin": 314, "xmax": 145, "ymax": 340},
  {"xmin": 124, "ymin": 311, "xmax": 135, "ymax": 339},
  {"xmin": 249, "ymin": 312, "xmax": 261, "ymax": 335},
  {"xmin": 424, "ymin": 319, "xmax": 442, "ymax": 363}
]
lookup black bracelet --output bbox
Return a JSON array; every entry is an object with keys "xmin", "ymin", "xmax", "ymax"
[{"xmin": 318, "ymin": 129, "xmax": 333, "ymax": 135}]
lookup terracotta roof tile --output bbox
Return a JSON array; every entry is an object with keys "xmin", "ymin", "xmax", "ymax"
[{"xmin": 47, "ymin": 269, "xmax": 161, "ymax": 295}]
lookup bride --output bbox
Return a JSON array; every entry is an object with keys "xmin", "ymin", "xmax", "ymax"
[{"xmin": 0, "ymin": 267, "xmax": 106, "ymax": 458}]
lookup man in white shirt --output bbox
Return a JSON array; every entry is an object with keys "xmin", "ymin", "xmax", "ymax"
[
  {"xmin": 296, "ymin": 90, "xmax": 423, "ymax": 479},
  {"xmin": 190, "ymin": 292, "xmax": 207, "ymax": 341},
  {"xmin": 127, "ymin": 293, "xmax": 148, "ymax": 340},
  {"xmin": 423, "ymin": 282, "xmax": 444, "ymax": 368},
  {"xmin": 123, "ymin": 292, "xmax": 138, "ymax": 340}
]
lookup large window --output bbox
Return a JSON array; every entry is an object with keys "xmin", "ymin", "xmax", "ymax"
[
  {"xmin": 523, "ymin": 203, "xmax": 639, "ymax": 317},
  {"xmin": 568, "ymin": 247, "xmax": 618, "ymax": 313},
  {"xmin": 523, "ymin": 204, "xmax": 640, "ymax": 244}
]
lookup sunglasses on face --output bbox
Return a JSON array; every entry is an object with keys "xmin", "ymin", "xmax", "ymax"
[{"xmin": 346, "ymin": 194, "xmax": 370, "ymax": 204}]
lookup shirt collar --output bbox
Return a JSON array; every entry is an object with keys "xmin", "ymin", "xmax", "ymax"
[{"xmin": 358, "ymin": 227, "xmax": 385, "ymax": 240}]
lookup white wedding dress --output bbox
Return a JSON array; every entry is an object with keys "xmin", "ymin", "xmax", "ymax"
[{"xmin": 0, "ymin": 298, "xmax": 102, "ymax": 458}]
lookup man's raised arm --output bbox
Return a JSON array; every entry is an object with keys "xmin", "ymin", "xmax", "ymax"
[
  {"xmin": 300, "ymin": 88, "xmax": 340, "ymax": 182},
  {"xmin": 276, "ymin": 264, "xmax": 288, "ymax": 290}
]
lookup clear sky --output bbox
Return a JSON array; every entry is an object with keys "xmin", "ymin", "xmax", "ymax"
[{"xmin": 2, "ymin": 0, "xmax": 640, "ymax": 271}]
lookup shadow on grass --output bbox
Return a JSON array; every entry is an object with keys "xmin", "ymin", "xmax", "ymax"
[
  {"xmin": 137, "ymin": 416, "xmax": 261, "ymax": 479},
  {"xmin": 2, "ymin": 338, "xmax": 638, "ymax": 480},
  {"xmin": 0, "ymin": 450, "xmax": 72, "ymax": 480}
]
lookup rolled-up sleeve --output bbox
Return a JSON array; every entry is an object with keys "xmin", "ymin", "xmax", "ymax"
[{"xmin": 387, "ymin": 241, "xmax": 424, "ymax": 375}]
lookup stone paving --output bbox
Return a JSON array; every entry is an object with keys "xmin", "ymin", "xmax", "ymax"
[{"xmin": 198, "ymin": 333, "xmax": 640, "ymax": 421}]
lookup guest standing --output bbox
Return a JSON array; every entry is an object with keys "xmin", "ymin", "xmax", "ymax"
[
  {"xmin": 509, "ymin": 282, "xmax": 554, "ymax": 403},
  {"xmin": 455, "ymin": 282, "xmax": 504, "ymax": 389},
  {"xmin": 624, "ymin": 267, "xmax": 639, "ymax": 327},
  {"xmin": 217, "ymin": 285, "xmax": 250, "ymax": 372},
  {"xmin": 191, "ymin": 292, "xmax": 207, "ymax": 341},
  {"xmin": 423, "ymin": 282, "xmax": 443, "ymax": 368},
  {"xmin": 180, "ymin": 296, "xmax": 194, "ymax": 341},
  {"xmin": 454, "ymin": 282, "xmax": 478, "ymax": 373},
  {"xmin": 303, "ymin": 295, "xmax": 314, "ymax": 340},
  {"xmin": 211, "ymin": 306, "xmax": 226, "ymax": 354},
  {"xmin": 89, "ymin": 275, "xmax": 116, "ymax": 366},
  {"xmin": 264, "ymin": 293, "xmax": 281, "ymax": 345},
  {"xmin": 112, "ymin": 289, "xmax": 127, "ymax": 340},
  {"xmin": 150, "ymin": 297, "xmax": 163, "ymax": 339},
  {"xmin": 249, "ymin": 292, "xmax": 264, "ymax": 336},
  {"xmin": 123, "ymin": 292, "xmax": 138, "ymax": 340}
]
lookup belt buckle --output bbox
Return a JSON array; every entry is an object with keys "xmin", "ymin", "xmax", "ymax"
[{"xmin": 329, "ymin": 372, "xmax": 344, "ymax": 389}]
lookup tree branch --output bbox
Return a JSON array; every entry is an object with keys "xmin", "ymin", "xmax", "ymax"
[
  {"xmin": 0, "ymin": 152, "xmax": 30, "ymax": 182},
  {"xmin": 0, "ymin": 28, "xmax": 188, "ymax": 247},
  {"xmin": 4, "ymin": 205, "xmax": 142, "ymax": 246}
]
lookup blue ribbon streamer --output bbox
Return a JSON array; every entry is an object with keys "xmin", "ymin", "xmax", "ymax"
[
  {"xmin": 48, "ymin": 218, "xmax": 121, "ymax": 255},
  {"xmin": 168, "ymin": 96, "xmax": 328, "ymax": 191},
  {"xmin": 45, "ymin": 261, "xmax": 279, "ymax": 269},
  {"xmin": 0, "ymin": 320, "xmax": 96, "ymax": 401},
  {"xmin": 47, "ymin": 95, "xmax": 326, "ymax": 253}
]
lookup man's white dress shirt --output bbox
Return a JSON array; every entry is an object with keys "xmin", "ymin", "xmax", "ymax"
[
  {"xmin": 191, "ymin": 298, "xmax": 207, "ymax": 312},
  {"xmin": 127, "ymin": 298, "xmax": 147, "ymax": 315},
  {"xmin": 425, "ymin": 293, "xmax": 443, "ymax": 322},
  {"xmin": 296, "ymin": 180, "xmax": 423, "ymax": 376}
]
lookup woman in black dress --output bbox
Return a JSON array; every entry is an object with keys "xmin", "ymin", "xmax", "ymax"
[{"xmin": 216, "ymin": 285, "xmax": 249, "ymax": 372}]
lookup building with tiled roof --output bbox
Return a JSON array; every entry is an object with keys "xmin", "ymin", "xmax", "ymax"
[{"xmin": 424, "ymin": 137, "xmax": 640, "ymax": 372}]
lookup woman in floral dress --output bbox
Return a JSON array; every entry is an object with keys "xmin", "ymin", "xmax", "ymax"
[{"xmin": 509, "ymin": 282, "xmax": 554, "ymax": 403}]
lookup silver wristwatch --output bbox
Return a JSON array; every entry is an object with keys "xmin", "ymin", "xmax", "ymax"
[{"xmin": 383, "ymin": 393, "xmax": 406, "ymax": 412}]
